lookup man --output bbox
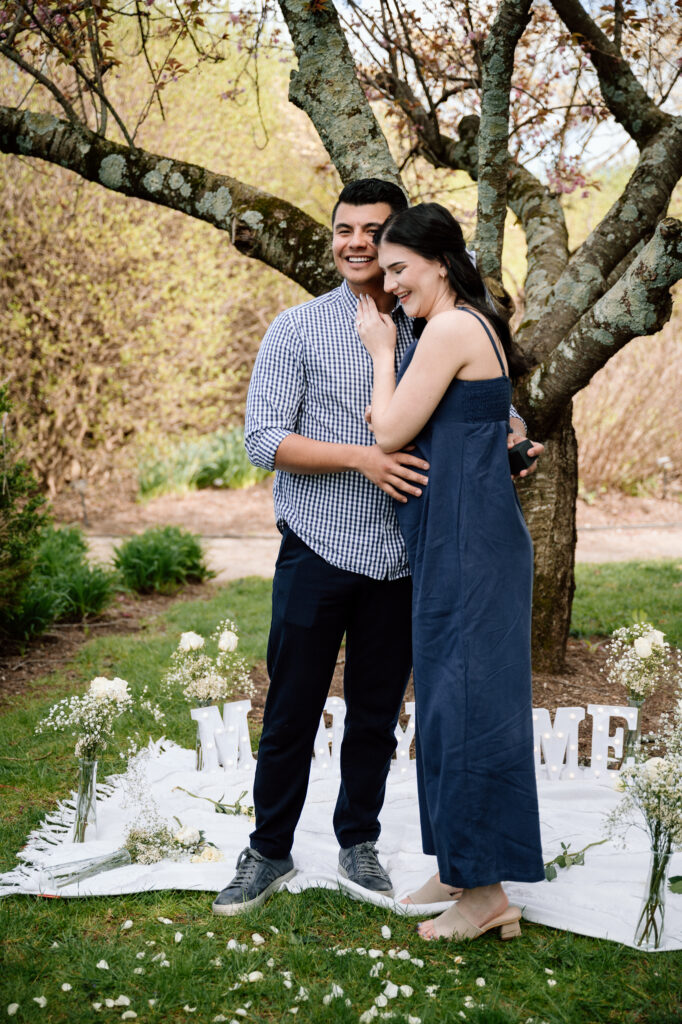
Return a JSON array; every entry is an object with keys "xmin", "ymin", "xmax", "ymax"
[{"xmin": 212, "ymin": 179, "xmax": 538, "ymax": 915}]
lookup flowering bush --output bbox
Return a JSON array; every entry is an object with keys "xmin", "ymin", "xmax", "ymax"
[
  {"xmin": 163, "ymin": 618, "xmax": 255, "ymax": 705},
  {"xmin": 603, "ymin": 622, "xmax": 680, "ymax": 702},
  {"xmin": 36, "ymin": 676, "xmax": 133, "ymax": 758}
]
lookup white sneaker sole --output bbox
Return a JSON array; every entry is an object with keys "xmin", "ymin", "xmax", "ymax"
[
  {"xmin": 211, "ymin": 868, "xmax": 297, "ymax": 916},
  {"xmin": 338, "ymin": 864, "xmax": 394, "ymax": 899}
]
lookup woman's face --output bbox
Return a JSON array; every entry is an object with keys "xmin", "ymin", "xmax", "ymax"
[{"xmin": 378, "ymin": 241, "xmax": 452, "ymax": 319}]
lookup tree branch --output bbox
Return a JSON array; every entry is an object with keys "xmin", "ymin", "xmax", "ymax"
[
  {"xmin": 0, "ymin": 105, "xmax": 337, "ymax": 296},
  {"xmin": 525, "ymin": 116, "xmax": 682, "ymax": 362},
  {"xmin": 276, "ymin": 0, "xmax": 403, "ymax": 187},
  {"xmin": 475, "ymin": 0, "xmax": 532, "ymax": 279},
  {"xmin": 550, "ymin": 0, "xmax": 670, "ymax": 146},
  {"xmin": 517, "ymin": 217, "xmax": 682, "ymax": 435}
]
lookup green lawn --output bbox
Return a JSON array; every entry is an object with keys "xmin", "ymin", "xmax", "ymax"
[
  {"xmin": 1, "ymin": 568, "xmax": 681, "ymax": 1023},
  {"xmin": 571, "ymin": 560, "xmax": 682, "ymax": 646}
]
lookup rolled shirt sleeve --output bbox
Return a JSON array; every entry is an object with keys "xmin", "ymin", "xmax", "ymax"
[{"xmin": 244, "ymin": 312, "xmax": 304, "ymax": 472}]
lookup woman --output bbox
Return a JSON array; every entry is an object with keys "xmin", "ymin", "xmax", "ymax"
[{"xmin": 356, "ymin": 203, "xmax": 544, "ymax": 941}]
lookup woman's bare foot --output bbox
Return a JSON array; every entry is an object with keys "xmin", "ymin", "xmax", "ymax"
[
  {"xmin": 418, "ymin": 883, "xmax": 510, "ymax": 940},
  {"xmin": 399, "ymin": 872, "xmax": 463, "ymax": 905}
]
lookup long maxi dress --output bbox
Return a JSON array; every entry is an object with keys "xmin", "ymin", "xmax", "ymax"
[{"xmin": 395, "ymin": 307, "xmax": 545, "ymax": 889}]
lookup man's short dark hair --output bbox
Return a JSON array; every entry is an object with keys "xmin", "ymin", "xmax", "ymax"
[{"xmin": 331, "ymin": 178, "xmax": 408, "ymax": 225}]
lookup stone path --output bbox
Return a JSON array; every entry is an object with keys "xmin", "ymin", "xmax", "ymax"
[{"xmin": 86, "ymin": 521, "xmax": 682, "ymax": 582}]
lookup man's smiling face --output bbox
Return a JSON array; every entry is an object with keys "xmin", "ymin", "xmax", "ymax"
[{"xmin": 332, "ymin": 201, "xmax": 394, "ymax": 295}]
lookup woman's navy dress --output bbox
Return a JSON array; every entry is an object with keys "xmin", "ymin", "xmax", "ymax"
[{"xmin": 396, "ymin": 308, "xmax": 545, "ymax": 889}]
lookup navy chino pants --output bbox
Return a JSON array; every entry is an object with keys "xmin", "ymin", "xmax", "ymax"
[{"xmin": 250, "ymin": 528, "xmax": 413, "ymax": 860}]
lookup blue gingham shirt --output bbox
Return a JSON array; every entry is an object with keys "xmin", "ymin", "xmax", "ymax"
[{"xmin": 245, "ymin": 280, "xmax": 521, "ymax": 580}]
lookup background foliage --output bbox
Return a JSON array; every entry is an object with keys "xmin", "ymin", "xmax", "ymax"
[{"xmin": 1, "ymin": 24, "xmax": 680, "ymax": 500}]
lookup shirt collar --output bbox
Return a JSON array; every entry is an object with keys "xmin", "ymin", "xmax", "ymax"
[{"xmin": 339, "ymin": 279, "xmax": 408, "ymax": 323}]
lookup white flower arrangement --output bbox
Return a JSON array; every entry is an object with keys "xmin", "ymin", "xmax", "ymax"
[
  {"xmin": 123, "ymin": 818, "xmax": 223, "ymax": 865},
  {"xmin": 36, "ymin": 676, "xmax": 133, "ymax": 759},
  {"xmin": 603, "ymin": 622, "xmax": 678, "ymax": 702},
  {"xmin": 607, "ymin": 695, "xmax": 682, "ymax": 948},
  {"xmin": 163, "ymin": 618, "xmax": 255, "ymax": 705}
]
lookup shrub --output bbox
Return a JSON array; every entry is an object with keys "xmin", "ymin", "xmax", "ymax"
[
  {"xmin": 113, "ymin": 526, "xmax": 214, "ymax": 594},
  {"xmin": 0, "ymin": 385, "xmax": 52, "ymax": 638},
  {"xmin": 137, "ymin": 428, "xmax": 270, "ymax": 499}
]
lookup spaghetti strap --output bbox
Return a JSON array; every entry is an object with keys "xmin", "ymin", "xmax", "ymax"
[{"xmin": 457, "ymin": 306, "xmax": 507, "ymax": 377}]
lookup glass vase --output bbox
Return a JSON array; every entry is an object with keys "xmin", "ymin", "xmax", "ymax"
[
  {"xmin": 38, "ymin": 848, "xmax": 132, "ymax": 893},
  {"xmin": 73, "ymin": 757, "xmax": 98, "ymax": 843},
  {"xmin": 194, "ymin": 700, "xmax": 213, "ymax": 772},
  {"xmin": 623, "ymin": 696, "xmax": 644, "ymax": 765},
  {"xmin": 634, "ymin": 837, "xmax": 673, "ymax": 950}
]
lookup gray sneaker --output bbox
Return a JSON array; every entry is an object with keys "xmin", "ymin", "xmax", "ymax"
[
  {"xmin": 212, "ymin": 847, "xmax": 296, "ymax": 916},
  {"xmin": 338, "ymin": 841, "xmax": 394, "ymax": 897}
]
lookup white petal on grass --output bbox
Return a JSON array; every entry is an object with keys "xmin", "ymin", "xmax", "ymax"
[
  {"xmin": 145, "ymin": 940, "xmax": 156, "ymax": 947},
  {"xmin": 407, "ymin": 1018, "xmax": 422, "ymax": 1024},
  {"xmin": 160, "ymin": 960, "xmax": 170, "ymax": 968},
  {"xmin": 251, "ymin": 933, "xmax": 265, "ymax": 945},
  {"xmin": 96, "ymin": 960, "xmax": 109, "ymax": 970},
  {"xmin": 234, "ymin": 1011, "xmax": 247, "ymax": 1018},
  {"xmin": 92, "ymin": 1003, "xmax": 102, "ymax": 1011},
  {"xmin": 174, "ymin": 932, "xmax": 183, "ymax": 943},
  {"xmin": 453, "ymin": 955, "xmax": 464, "ymax": 964},
  {"xmin": 269, "ymin": 926, "xmax": 279, "ymax": 934},
  {"xmin": 50, "ymin": 942, "xmax": 59, "ymax": 949},
  {"xmin": 381, "ymin": 925, "xmax": 391, "ymax": 939},
  {"xmin": 360, "ymin": 1010, "xmax": 378, "ymax": 1023},
  {"xmin": 545, "ymin": 968, "xmax": 554, "ymax": 975},
  {"xmin": 283, "ymin": 980, "xmax": 293, "ymax": 989},
  {"xmin": 384, "ymin": 982, "xmax": 399, "ymax": 999},
  {"xmin": 368, "ymin": 949, "xmax": 383, "ymax": 958},
  {"xmin": 356, "ymin": 947, "xmax": 367, "ymax": 956},
  {"xmin": 157, "ymin": 917, "xmax": 173, "ymax": 925},
  {"xmin": 547, "ymin": 979, "xmax": 557, "ymax": 987},
  {"xmin": 7, "ymin": 1006, "xmax": 19, "ymax": 1017},
  {"xmin": 289, "ymin": 1010, "xmax": 299, "ymax": 1015},
  {"xmin": 133, "ymin": 968, "xmax": 145, "ymax": 975},
  {"xmin": 397, "ymin": 949, "xmax": 411, "ymax": 960},
  {"xmin": 183, "ymin": 1006, "xmax": 197, "ymax": 1012},
  {"xmin": 206, "ymin": 932, "xmax": 215, "ymax": 938},
  {"xmin": 135, "ymin": 952, "xmax": 145, "ymax": 960},
  {"xmin": 61, "ymin": 984, "xmax": 72, "ymax": 992},
  {"xmin": 369, "ymin": 962, "xmax": 384, "ymax": 977},
  {"xmin": 105, "ymin": 1001, "xmax": 115, "ymax": 1009},
  {"xmin": 213, "ymin": 1017, "xmax": 227, "ymax": 1022},
  {"xmin": 121, "ymin": 920, "xmax": 133, "ymax": 931},
  {"xmin": 375, "ymin": 995, "xmax": 388, "ymax": 1008},
  {"xmin": 410, "ymin": 958, "xmax": 424, "ymax": 968},
  {"xmin": 266, "ymin": 958, "xmax": 275, "ymax": 967},
  {"xmin": 295, "ymin": 987, "xmax": 309, "ymax": 1002},
  {"xmin": 120, "ymin": 1014, "xmax": 137, "ymax": 1021},
  {"xmin": 33, "ymin": 997, "xmax": 47, "ymax": 1009},
  {"xmin": 425, "ymin": 985, "xmax": 439, "ymax": 997},
  {"xmin": 475, "ymin": 978, "xmax": 486, "ymax": 987},
  {"xmin": 113, "ymin": 996, "xmax": 131, "ymax": 1006},
  {"xmin": 147, "ymin": 1000, "xmax": 157, "ymax": 1008},
  {"xmin": 247, "ymin": 971, "xmax": 263, "ymax": 983},
  {"xmin": 400, "ymin": 986, "xmax": 414, "ymax": 997}
]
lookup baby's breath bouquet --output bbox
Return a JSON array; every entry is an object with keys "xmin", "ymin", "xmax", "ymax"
[
  {"xmin": 603, "ymin": 622, "xmax": 681, "ymax": 763},
  {"xmin": 124, "ymin": 818, "xmax": 223, "ymax": 865},
  {"xmin": 163, "ymin": 620, "xmax": 255, "ymax": 770},
  {"xmin": 163, "ymin": 620, "xmax": 254, "ymax": 706},
  {"xmin": 36, "ymin": 676, "xmax": 133, "ymax": 841},
  {"xmin": 607, "ymin": 696, "xmax": 682, "ymax": 949},
  {"xmin": 604, "ymin": 623, "xmax": 671, "ymax": 703}
]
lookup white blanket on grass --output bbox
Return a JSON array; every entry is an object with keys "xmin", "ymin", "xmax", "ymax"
[{"xmin": 1, "ymin": 740, "xmax": 680, "ymax": 952}]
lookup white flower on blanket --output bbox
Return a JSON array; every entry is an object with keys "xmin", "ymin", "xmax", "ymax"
[{"xmin": 174, "ymin": 825, "xmax": 201, "ymax": 847}]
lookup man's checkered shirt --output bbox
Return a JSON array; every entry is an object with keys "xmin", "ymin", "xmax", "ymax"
[{"xmin": 245, "ymin": 280, "xmax": 521, "ymax": 581}]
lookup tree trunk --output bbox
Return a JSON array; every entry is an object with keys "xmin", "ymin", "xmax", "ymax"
[{"xmin": 517, "ymin": 403, "xmax": 578, "ymax": 672}]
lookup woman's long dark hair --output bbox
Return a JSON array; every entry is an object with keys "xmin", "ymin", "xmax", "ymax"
[{"xmin": 375, "ymin": 203, "xmax": 527, "ymax": 379}]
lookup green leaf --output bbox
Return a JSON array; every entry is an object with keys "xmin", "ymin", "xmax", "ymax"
[
  {"xmin": 669, "ymin": 876, "xmax": 682, "ymax": 894},
  {"xmin": 545, "ymin": 864, "xmax": 558, "ymax": 881}
]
